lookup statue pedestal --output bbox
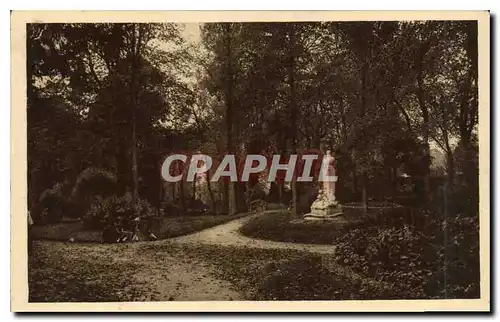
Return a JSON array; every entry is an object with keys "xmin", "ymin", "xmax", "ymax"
[
  {"xmin": 304, "ymin": 150, "xmax": 341, "ymax": 222},
  {"xmin": 303, "ymin": 198, "xmax": 343, "ymax": 221}
]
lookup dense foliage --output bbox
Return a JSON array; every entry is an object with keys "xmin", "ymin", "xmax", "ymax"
[
  {"xmin": 333, "ymin": 213, "xmax": 479, "ymax": 299},
  {"xmin": 82, "ymin": 193, "xmax": 158, "ymax": 230},
  {"xmin": 28, "ymin": 21, "xmax": 479, "ymax": 219},
  {"xmin": 36, "ymin": 182, "xmax": 72, "ymax": 223},
  {"xmin": 71, "ymin": 168, "xmax": 117, "ymax": 199},
  {"xmin": 27, "ymin": 21, "xmax": 480, "ymax": 300},
  {"xmin": 240, "ymin": 206, "xmax": 480, "ymax": 299}
]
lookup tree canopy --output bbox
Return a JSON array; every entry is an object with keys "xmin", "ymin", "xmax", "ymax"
[{"xmin": 28, "ymin": 21, "xmax": 479, "ymax": 215}]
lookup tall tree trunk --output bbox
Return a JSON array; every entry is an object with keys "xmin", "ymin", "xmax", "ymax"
[
  {"xmin": 206, "ymin": 169, "xmax": 216, "ymax": 214},
  {"xmin": 444, "ymin": 133, "xmax": 455, "ymax": 187},
  {"xmin": 130, "ymin": 24, "xmax": 140, "ymax": 203},
  {"xmin": 288, "ymin": 24, "xmax": 298, "ymax": 216},
  {"xmin": 278, "ymin": 183, "xmax": 283, "ymax": 204},
  {"xmin": 222, "ymin": 181, "xmax": 229, "ymax": 214},
  {"xmin": 192, "ymin": 173, "xmax": 197, "ymax": 199},
  {"xmin": 131, "ymin": 113, "xmax": 139, "ymax": 201},
  {"xmin": 362, "ymin": 173, "xmax": 368, "ymax": 214},
  {"xmin": 276, "ymin": 130, "xmax": 286, "ymax": 204},
  {"xmin": 245, "ymin": 181, "xmax": 252, "ymax": 210},
  {"xmin": 236, "ymin": 182, "xmax": 247, "ymax": 212},
  {"xmin": 446, "ymin": 150, "xmax": 455, "ymax": 186},
  {"xmin": 159, "ymin": 180, "xmax": 163, "ymax": 206},
  {"xmin": 392, "ymin": 166, "xmax": 398, "ymax": 198},
  {"xmin": 224, "ymin": 24, "xmax": 237, "ymax": 215},
  {"xmin": 416, "ymin": 43, "xmax": 431, "ymax": 201},
  {"xmin": 458, "ymin": 139, "xmax": 477, "ymax": 189},
  {"xmin": 179, "ymin": 179, "xmax": 185, "ymax": 210},
  {"xmin": 352, "ymin": 164, "xmax": 358, "ymax": 198},
  {"xmin": 360, "ymin": 58, "xmax": 368, "ymax": 214}
]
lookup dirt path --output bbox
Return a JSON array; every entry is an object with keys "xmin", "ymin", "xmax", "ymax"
[
  {"xmin": 32, "ymin": 211, "xmax": 337, "ymax": 301},
  {"xmin": 31, "ymin": 240, "xmax": 244, "ymax": 301},
  {"xmin": 127, "ymin": 210, "xmax": 336, "ymax": 300},
  {"xmin": 170, "ymin": 211, "xmax": 337, "ymax": 255},
  {"xmin": 123, "ymin": 243, "xmax": 243, "ymax": 301}
]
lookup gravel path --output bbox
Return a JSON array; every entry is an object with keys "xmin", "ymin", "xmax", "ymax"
[
  {"xmin": 30, "ymin": 240, "xmax": 244, "ymax": 302},
  {"xmin": 171, "ymin": 211, "xmax": 337, "ymax": 255},
  {"xmin": 31, "ymin": 211, "xmax": 337, "ymax": 302},
  {"xmin": 124, "ymin": 243, "xmax": 243, "ymax": 301}
]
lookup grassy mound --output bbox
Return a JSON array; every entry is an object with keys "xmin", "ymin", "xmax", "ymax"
[
  {"xmin": 239, "ymin": 211, "xmax": 349, "ymax": 244},
  {"xmin": 32, "ymin": 213, "xmax": 249, "ymax": 243}
]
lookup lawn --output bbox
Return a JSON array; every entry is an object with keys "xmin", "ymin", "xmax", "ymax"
[
  {"xmin": 29, "ymin": 237, "xmax": 430, "ymax": 302},
  {"xmin": 30, "ymin": 239, "xmax": 403, "ymax": 302},
  {"xmin": 32, "ymin": 213, "xmax": 249, "ymax": 243},
  {"xmin": 28, "ymin": 242, "xmax": 148, "ymax": 302},
  {"xmin": 139, "ymin": 242, "xmax": 421, "ymax": 300},
  {"xmin": 239, "ymin": 205, "xmax": 414, "ymax": 245},
  {"xmin": 239, "ymin": 211, "xmax": 352, "ymax": 245}
]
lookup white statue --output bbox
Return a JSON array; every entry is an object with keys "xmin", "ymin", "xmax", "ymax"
[
  {"xmin": 322, "ymin": 150, "xmax": 337, "ymax": 203},
  {"xmin": 303, "ymin": 149, "xmax": 342, "ymax": 221}
]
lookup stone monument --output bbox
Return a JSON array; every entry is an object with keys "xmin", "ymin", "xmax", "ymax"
[{"xmin": 303, "ymin": 150, "xmax": 343, "ymax": 221}]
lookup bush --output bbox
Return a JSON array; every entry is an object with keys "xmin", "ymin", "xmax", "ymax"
[
  {"xmin": 71, "ymin": 168, "xmax": 117, "ymax": 217},
  {"xmin": 448, "ymin": 183, "xmax": 479, "ymax": 217},
  {"xmin": 37, "ymin": 182, "xmax": 72, "ymax": 223},
  {"xmin": 160, "ymin": 201, "xmax": 181, "ymax": 216},
  {"xmin": 184, "ymin": 198, "xmax": 211, "ymax": 216},
  {"xmin": 72, "ymin": 167, "xmax": 117, "ymax": 200},
  {"xmin": 333, "ymin": 225, "xmax": 434, "ymax": 296},
  {"xmin": 429, "ymin": 214, "xmax": 480, "ymax": 298},
  {"xmin": 333, "ymin": 212, "xmax": 480, "ymax": 299},
  {"xmin": 248, "ymin": 200, "xmax": 286, "ymax": 212},
  {"xmin": 82, "ymin": 197, "xmax": 110, "ymax": 230},
  {"xmin": 256, "ymin": 254, "xmax": 422, "ymax": 300},
  {"xmin": 257, "ymin": 255, "xmax": 327, "ymax": 300},
  {"xmin": 82, "ymin": 193, "xmax": 159, "ymax": 231}
]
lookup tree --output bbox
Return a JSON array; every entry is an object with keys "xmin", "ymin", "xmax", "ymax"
[{"xmin": 27, "ymin": 23, "xmax": 193, "ymax": 207}]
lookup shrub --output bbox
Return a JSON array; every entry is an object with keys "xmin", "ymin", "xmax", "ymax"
[
  {"xmin": 248, "ymin": 200, "xmax": 286, "ymax": 212},
  {"xmin": 256, "ymin": 254, "xmax": 423, "ymax": 300},
  {"xmin": 333, "ymin": 212, "xmax": 480, "ymax": 299},
  {"xmin": 72, "ymin": 167, "xmax": 117, "ymax": 200},
  {"xmin": 448, "ymin": 183, "xmax": 479, "ymax": 217},
  {"xmin": 257, "ymin": 255, "xmax": 327, "ymax": 300},
  {"xmin": 333, "ymin": 224, "xmax": 435, "ymax": 296},
  {"xmin": 82, "ymin": 193, "xmax": 159, "ymax": 231},
  {"xmin": 184, "ymin": 198, "xmax": 211, "ymax": 216},
  {"xmin": 82, "ymin": 196, "xmax": 109, "ymax": 230},
  {"xmin": 429, "ymin": 214, "xmax": 480, "ymax": 298},
  {"xmin": 160, "ymin": 201, "xmax": 181, "ymax": 216},
  {"xmin": 38, "ymin": 182, "xmax": 72, "ymax": 223},
  {"xmin": 71, "ymin": 168, "xmax": 117, "ymax": 217}
]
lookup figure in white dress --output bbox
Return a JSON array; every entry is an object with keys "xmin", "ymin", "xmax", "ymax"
[
  {"xmin": 320, "ymin": 150, "xmax": 337, "ymax": 204},
  {"xmin": 304, "ymin": 150, "xmax": 342, "ymax": 220}
]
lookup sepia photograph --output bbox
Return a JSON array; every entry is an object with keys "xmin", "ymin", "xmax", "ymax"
[{"xmin": 11, "ymin": 11, "xmax": 490, "ymax": 312}]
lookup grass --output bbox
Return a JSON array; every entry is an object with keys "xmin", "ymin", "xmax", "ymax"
[
  {"xmin": 32, "ymin": 213, "xmax": 249, "ymax": 243},
  {"xmin": 239, "ymin": 211, "xmax": 352, "ymax": 245},
  {"xmin": 28, "ymin": 242, "xmax": 148, "ymax": 302},
  {"xmin": 30, "ymin": 237, "xmax": 421, "ymax": 302},
  {"xmin": 240, "ymin": 206, "xmax": 414, "ymax": 245},
  {"xmin": 139, "ymin": 242, "xmax": 418, "ymax": 300},
  {"xmin": 31, "ymin": 221, "xmax": 101, "ymax": 242}
]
